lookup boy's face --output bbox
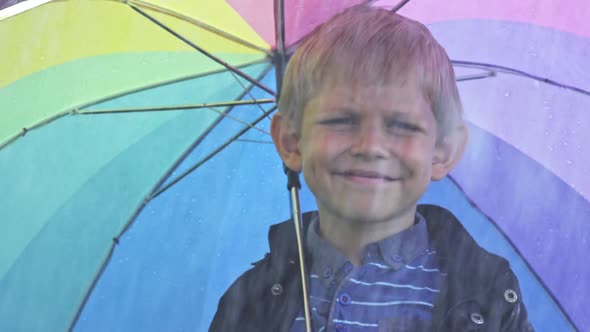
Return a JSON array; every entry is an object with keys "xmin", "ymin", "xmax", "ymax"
[{"xmin": 288, "ymin": 76, "xmax": 451, "ymax": 225}]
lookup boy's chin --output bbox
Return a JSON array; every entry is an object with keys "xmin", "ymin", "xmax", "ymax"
[{"xmin": 325, "ymin": 204, "xmax": 417, "ymax": 227}]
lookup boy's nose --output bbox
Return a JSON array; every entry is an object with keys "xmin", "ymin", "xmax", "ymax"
[{"xmin": 349, "ymin": 123, "xmax": 388, "ymax": 160}]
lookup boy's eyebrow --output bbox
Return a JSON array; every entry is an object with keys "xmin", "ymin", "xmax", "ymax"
[
  {"xmin": 326, "ymin": 106, "xmax": 418, "ymax": 118},
  {"xmin": 318, "ymin": 105, "xmax": 361, "ymax": 115}
]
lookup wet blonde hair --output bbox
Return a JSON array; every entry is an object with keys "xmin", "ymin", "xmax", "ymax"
[{"xmin": 278, "ymin": 5, "xmax": 463, "ymax": 139}]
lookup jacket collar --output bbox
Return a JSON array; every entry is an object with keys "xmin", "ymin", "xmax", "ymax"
[
  {"xmin": 267, "ymin": 205, "xmax": 478, "ymax": 269},
  {"xmin": 266, "ymin": 204, "xmax": 502, "ymax": 295}
]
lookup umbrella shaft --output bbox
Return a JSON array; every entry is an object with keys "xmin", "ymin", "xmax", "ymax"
[{"xmin": 290, "ymin": 187, "xmax": 312, "ymax": 332}]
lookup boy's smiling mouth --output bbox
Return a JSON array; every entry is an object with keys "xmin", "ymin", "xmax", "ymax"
[{"xmin": 334, "ymin": 169, "xmax": 399, "ymax": 183}]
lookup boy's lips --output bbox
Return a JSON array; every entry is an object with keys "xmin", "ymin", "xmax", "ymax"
[{"xmin": 333, "ymin": 169, "xmax": 399, "ymax": 183}]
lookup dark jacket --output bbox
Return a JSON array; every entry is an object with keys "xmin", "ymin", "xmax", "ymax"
[{"xmin": 210, "ymin": 204, "xmax": 533, "ymax": 331}]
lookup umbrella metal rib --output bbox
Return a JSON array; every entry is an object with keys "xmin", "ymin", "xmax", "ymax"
[
  {"xmin": 0, "ymin": 57, "xmax": 269, "ymax": 152},
  {"xmin": 456, "ymin": 70, "xmax": 496, "ymax": 82},
  {"xmin": 224, "ymin": 63, "xmax": 275, "ymax": 121},
  {"xmin": 236, "ymin": 138, "xmax": 273, "ymax": 144},
  {"xmin": 125, "ymin": 0, "xmax": 271, "ymax": 55},
  {"xmin": 128, "ymin": 4, "xmax": 277, "ymax": 97},
  {"xmin": 0, "ymin": 111, "xmax": 70, "ymax": 150},
  {"xmin": 273, "ymin": 0, "xmax": 287, "ymax": 95},
  {"xmin": 205, "ymin": 106, "xmax": 271, "ymax": 136},
  {"xmin": 390, "ymin": 0, "xmax": 412, "ymax": 12},
  {"xmin": 452, "ymin": 60, "xmax": 590, "ymax": 97},
  {"xmin": 78, "ymin": 99, "xmax": 276, "ymax": 115},
  {"xmin": 149, "ymin": 104, "xmax": 278, "ymax": 200}
]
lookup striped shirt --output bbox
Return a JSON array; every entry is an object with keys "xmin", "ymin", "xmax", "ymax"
[{"xmin": 290, "ymin": 213, "xmax": 442, "ymax": 332}]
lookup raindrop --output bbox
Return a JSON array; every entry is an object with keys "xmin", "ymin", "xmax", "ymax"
[
  {"xmin": 548, "ymin": 113, "xmax": 554, "ymax": 120},
  {"xmin": 504, "ymin": 91, "xmax": 511, "ymax": 97},
  {"xmin": 566, "ymin": 160, "xmax": 573, "ymax": 165},
  {"xmin": 533, "ymin": 80, "xmax": 540, "ymax": 88},
  {"xmin": 547, "ymin": 145, "xmax": 554, "ymax": 151},
  {"xmin": 544, "ymin": 130, "xmax": 550, "ymax": 137}
]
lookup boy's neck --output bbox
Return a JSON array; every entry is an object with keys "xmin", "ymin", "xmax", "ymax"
[{"xmin": 317, "ymin": 206, "xmax": 417, "ymax": 266}]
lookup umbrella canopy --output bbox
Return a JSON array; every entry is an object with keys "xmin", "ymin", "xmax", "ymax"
[{"xmin": 1, "ymin": 0, "xmax": 588, "ymax": 331}]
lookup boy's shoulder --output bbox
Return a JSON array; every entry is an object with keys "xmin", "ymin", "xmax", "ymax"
[{"xmin": 416, "ymin": 204, "xmax": 509, "ymax": 275}]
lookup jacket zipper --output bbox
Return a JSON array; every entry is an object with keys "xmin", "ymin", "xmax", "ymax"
[{"xmin": 438, "ymin": 298, "xmax": 470, "ymax": 330}]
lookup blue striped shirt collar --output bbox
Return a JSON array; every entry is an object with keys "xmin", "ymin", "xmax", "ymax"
[{"xmin": 306, "ymin": 212, "xmax": 431, "ymax": 287}]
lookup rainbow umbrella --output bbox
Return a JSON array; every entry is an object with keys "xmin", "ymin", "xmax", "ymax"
[{"xmin": 0, "ymin": 0, "xmax": 588, "ymax": 331}]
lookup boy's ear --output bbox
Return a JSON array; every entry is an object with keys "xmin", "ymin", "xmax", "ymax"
[
  {"xmin": 431, "ymin": 123, "xmax": 469, "ymax": 180},
  {"xmin": 271, "ymin": 112, "xmax": 303, "ymax": 172}
]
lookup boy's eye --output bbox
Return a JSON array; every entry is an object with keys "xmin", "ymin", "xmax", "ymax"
[
  {"xmin": 387, "ymin": 120, "xmax": 422, "ymax": 133},
  {"xmin": 318, "ymin": 117, "xmax": 357, "ymax": 126}
]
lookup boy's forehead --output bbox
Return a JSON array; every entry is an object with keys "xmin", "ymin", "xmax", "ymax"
[
  {"xmin": 316, "ymin": 60, "xmax": 423, "ymax": 92},
  {"xmin": 312, "ymin": 70, "xmax": 426, "ymax": 106}
]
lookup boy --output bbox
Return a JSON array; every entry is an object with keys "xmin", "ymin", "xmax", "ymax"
[{"xmin": 210, "ymin": 5, "xmax": 532, "ymax": 331}]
